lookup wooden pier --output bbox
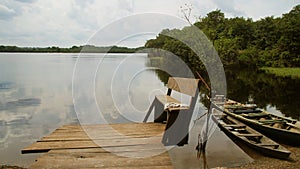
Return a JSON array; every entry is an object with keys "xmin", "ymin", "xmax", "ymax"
[{"xmin": 22, "ymin": 123, "xmax": 173, "ymax": 169}]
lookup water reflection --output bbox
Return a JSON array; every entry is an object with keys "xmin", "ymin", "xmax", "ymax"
[
  {"xmin": 148, "ymin": 53, "xmax": 300, "ymax": 120},
  {"xmin": 226, "ymin": 67, "xmax": 300, "ymax": 120},
  {"xmin": 0, "ymin": 53, "xmax": 78, "ymax": 167},
  {"xmin": 197, "ymin": 149, "xmax": 208, "ymax": 169},
  {"xmin": 73, "ymin": 53, "xmax": 163, "ymax": 124},
  {"xmin": 0, "ymin": 120, "xmax": 8, "ymax": 143},
  {"xmin": 196, "ymin": 134, "xmax": 209, "ymax": 169},
  {"xmin": 1, "ymin": 98, "xmax": 40, "ymax": 111},
  {"xmin": 0, "ymin": 82, "xmax": 15, "ymax": 90}
]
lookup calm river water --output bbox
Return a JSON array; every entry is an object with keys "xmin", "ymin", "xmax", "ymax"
[{"xmin": 0, "ymin": 53, "xmax": 298, "ymax": 168}]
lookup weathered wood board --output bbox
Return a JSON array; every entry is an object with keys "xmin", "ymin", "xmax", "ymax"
[
  {"xmin": 29, "ymin": 148, "xmax": 172, "ymax": 169},
  {"xmin": 22, "ymin": 123, "xmax": 173, "ymax": 169}
]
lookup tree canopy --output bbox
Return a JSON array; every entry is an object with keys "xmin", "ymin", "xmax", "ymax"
[{"xmin": 145, "ymin": 5, "xmax": 300, "ymax": 68}]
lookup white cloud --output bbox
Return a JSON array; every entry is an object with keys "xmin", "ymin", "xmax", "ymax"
[
  {"xmin": 211, "ymin": 0, "xmax": 246, "ymax": 17},
  {"xmin": 14, "ymin": 0, "xmax": 38, "ymax": 3},
  {"xmin": 0, "ymin": 0, "xmax": 299, "ymax": 47},
  {"xmin": 235, "ymin": 0, "xmax": 300, "ymax": 20},
  {"xmin": 0, "ymin": 4, "xmax": 15, "ymax": 20},
  {"xmin": 88, "ymin": 13, "xmax": 187, "ymax": 47}
]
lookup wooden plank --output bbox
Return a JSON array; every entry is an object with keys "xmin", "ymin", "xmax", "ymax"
[
  {"xmin": 258, "ymin": 119, "xmax": 285, "ymax": 124},
  {"xmin": 237, "ymin": 133, "xmax": 263, "ymax": 137},
  {"xmin": 22, "ymin": 140, "xmax": 99, "ymax": 153},
  {"xmin": 41, "ymin": 133, "xmax": 163, "ymax": 142},
  {"xmin": 56, "ymin": 128, "xmax": 164, "ymax": 135},
  {"xmin": 287, "ymin": 122, "xmax": 300, "ymax": 130},
  {"xmin": 39, "ymin": 124, "xmax": 164, "ymax": 142},
  {"xmin": 57, "ymin": 123, "xmax": 165, "ymax": 130},
  {"xmin": 24, "ymin": 123, "xmax": 173, "ymax": 168},
  {"xmin": 257, "ymin": 143, "xmax": 279, "ymax": 148},
  {"xmin": 35, "ymin": 144, "xmax": 167, "ymax": 155},
  {"xmin": 23, "ymin": 136, "xmax": 164, "ymax": 153},
  {"xmin": 29, "ymin": 148, "xmax": 173, "ymax": 169},
  {"xmin": 43, "ymin": 123, "xmax": 164, "ymax": 135},
  {"xmin": 24, "ymin": 143, "xmax": 166, "ymax": 154},
  {"xmin": 223, "ymin": 124, "xmax": 246, "ymax": 128},
  {"xmin": 44, "ymin": 129, "xmax": 163, "ymax": 136},
  {"xmin": 22, "ymin": 123, "xmax": 166, "ymax": 154},
  {"xmin": 59, "ymin": 124, "xmax": 165, "ymax": 135},
  {"xmin": 167, "ymin": 77, "xmax": 199, "ymax": 96},
  {"xmin": 42, "ymin": 129, "xmax": 164, "ymax": 136},
  {"xmin": 155, "ymin": 95, "xmax": 180, "ymax": 105}
]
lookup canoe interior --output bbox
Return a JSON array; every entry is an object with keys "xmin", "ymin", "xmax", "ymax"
[
  {"xmin": 212, "ymin": 110, "xmax": 291, "ymax": 159},
  {"xmin": 214, "ymin": 99, "xmax": 300, "ymax": 146},
  {"xmin": 224, "ymin": 101, "xmax": 300, "ymax": 133}
]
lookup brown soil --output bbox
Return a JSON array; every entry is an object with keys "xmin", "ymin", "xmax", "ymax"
[{"xmin": 231, "ymin": 145, "xmax": 300, "ymax": 169}]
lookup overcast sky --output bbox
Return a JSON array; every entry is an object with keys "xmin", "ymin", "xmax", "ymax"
[{"xmin": 0, "ymin": 0, "xmax": 299, "ymax": 47}]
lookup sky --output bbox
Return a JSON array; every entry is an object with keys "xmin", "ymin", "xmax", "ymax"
[{"xmin": 0, "ymin": 0, "xmax": 299, "ymax": 47}]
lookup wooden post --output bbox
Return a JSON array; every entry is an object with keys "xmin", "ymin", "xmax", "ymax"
[
  {"xmin": 143, "ymin": 100, "xmax": 155, "ymax": 123},
  {"xmin": 153, "ymin": 98, "xmax": 167, "ymax": 123}
]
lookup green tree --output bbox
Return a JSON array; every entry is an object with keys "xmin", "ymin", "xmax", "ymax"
[
  {"xmin": 146, "ymin": 6, "xmax": 300, "ymax": 68},
  {"xmin": 195, "ymin": 10, "xmax": 225, "ymax": 44}
]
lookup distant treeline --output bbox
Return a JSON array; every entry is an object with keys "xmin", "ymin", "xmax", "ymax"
[
  {"xmin": 145, "ymin": 5, "xmax": 300, "ymax": 68},
  {"xmin": 0, "ymin": 45, "xmax": 144, "ymax": 53}
]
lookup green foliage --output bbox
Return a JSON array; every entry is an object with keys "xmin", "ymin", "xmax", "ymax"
[
  {"xmin": 146, "ymin": 5, "xmax": 300, "ymax": 68},
  {"xmin": 214, "ymin": 38, "xmax": 239, "ymax": 65},
  {"xmin": 261, "ymin": 67, "xmax": 300, "ymax": 78},
  {"xmin": 146, "ymin": 28, "xmax": 206, "ymax": 75}
]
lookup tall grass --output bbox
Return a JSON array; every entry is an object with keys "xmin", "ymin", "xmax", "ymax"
[{"xmin": 261, "ymin": 67, "xmax": 300, "ymax": 78}]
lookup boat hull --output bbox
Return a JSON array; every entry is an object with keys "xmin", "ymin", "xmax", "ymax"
[
  {"xmin": 234, "ymin": 116, "xmax": 300, "ymax": 146},
  {"xmin": 212, "ymin": 113, "xmax": 291, "ymax": 159},
  {"xmin": 213, "ymin": 103, "xmax": 300, "ymax": 146}
]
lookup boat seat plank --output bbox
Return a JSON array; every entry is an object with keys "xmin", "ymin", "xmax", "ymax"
[
  {"xmin": 257, "ymin": 143, "xmax": 279, "ymax": 148},
  {"xmin": 155, "ymin": 95, "xmax": 181, "ymax": 105},
  {"xmin": 259, "ymin": 119, "xmax": 286, "ymax": 124},
  {"xmin": 242, "ymin": 113, "xmax": 269, "ymax": 118},
  {"xmin": 232, "ymin": 109, "xmax": 262, "ymax": 114},
  {"xmin": 286, "ymin": 122, "xmax": 300, "ymax": 130},
  {"xmin": 237, "ymin": 133, "xmax": 263, "ymax": 138},
  {"xmin": 223, "ymin": 124, "xmax": 246, "ymax": 128}
]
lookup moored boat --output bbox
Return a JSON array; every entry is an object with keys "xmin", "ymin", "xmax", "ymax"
[
  {"xmin": 212, "ymin": 109, "xmax": 291, "ymax": 159},
  {"xmin": 212, "ymin": 99, "xmax": 300, "ymax": 146}
]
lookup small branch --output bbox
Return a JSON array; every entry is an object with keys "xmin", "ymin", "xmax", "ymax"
[{"xmin": 180, "ymin": 4, "xmax": 193, "ymax": 25}]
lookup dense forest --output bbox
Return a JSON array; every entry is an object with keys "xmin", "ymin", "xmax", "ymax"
[
  {"xmin": 0, "ymin": 45, "xmax": 142, "ymax": 53},
  {"xmin": 145, "ymin": 5, "xmax": 300, "ymax": 68}
]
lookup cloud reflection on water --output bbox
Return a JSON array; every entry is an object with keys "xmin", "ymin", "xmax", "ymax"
[{"xmin": 0, "ymin": 53, "xmax": 78, "ymax": 166}]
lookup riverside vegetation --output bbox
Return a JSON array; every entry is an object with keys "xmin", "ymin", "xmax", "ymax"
[
  {"xmin": 145, "ymin": 5, "xmax": 299, "ymax": 69},
  {"xmin": 0, "ymin": 45, "xmax": 143, "ymax": 53}
]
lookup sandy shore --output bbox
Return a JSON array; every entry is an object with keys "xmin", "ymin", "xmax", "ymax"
[
  {"xmin": 0, "ymin": 166, "xmax": 26, "ymax": 169},
  {"xmin": 231, "ymin": 145, "xmax": 300, "ymax": 169}
]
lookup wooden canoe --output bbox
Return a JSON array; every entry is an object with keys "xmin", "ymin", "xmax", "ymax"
[
  {"xmin": 211, "ymin": 109, "xmax": 291, "ymax": 159},
  {"xmin": 212, "ymin": 99, "xmax": 300, "ymax": 146}
]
